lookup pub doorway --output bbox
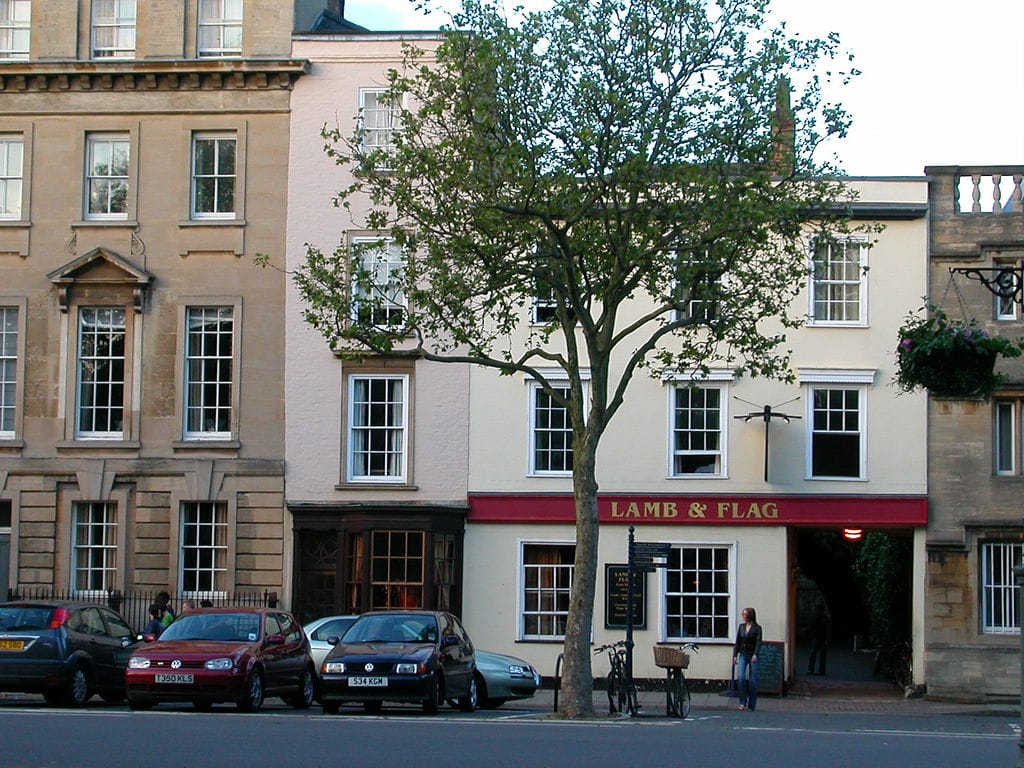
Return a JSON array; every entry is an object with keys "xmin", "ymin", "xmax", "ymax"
[{"xmin": 793, "ymin": 528, "xmax": 913, "ymax": 687}]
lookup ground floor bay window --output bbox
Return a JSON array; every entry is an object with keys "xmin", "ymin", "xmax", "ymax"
[{"xmin": 289, "ymin": 504, "xmax": 466, "ymax": 624}]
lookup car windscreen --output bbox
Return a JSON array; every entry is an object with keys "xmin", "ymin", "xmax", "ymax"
[
  {"xmin": 158, "ymin": 612, "xmax": 262, "ymax": 643},
  {"xmin": 311, "ymin": 617, "xmax": 356, "ymax": 641},
  {"xmin": 342, "ymin": 614, "xmax": 438, "ymax": 644},
  {"xmin": 0, "ymin": 605, "xmax": 55, "ymax": 631}
]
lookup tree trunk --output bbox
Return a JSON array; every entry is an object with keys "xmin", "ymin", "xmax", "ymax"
[{"xmin": 557, "ymin": 437, "xmax": 600, "ymax": 718}]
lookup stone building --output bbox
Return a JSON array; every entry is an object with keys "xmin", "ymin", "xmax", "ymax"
[
  {"xmin": 923, "ymin": 166, "xmax": 1024, "ymax": 699},
  {"xmin": 0, "ymin": 0, "xmax": 312, "ymax": 617}
]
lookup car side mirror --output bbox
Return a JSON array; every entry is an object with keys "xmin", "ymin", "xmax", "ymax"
[
  {"xmin": 441, "ymin": 635, "xmax": 460, "ymax": 649},
  {"xmin": 266, "ymin": 633, "xmax": 285, "ymax": 646},
  {"xmin": 327, "ymin": 635, "xmax": 339, "ymax": 646}
]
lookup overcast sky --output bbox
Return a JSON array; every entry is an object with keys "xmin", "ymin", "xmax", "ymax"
[{"xmin": 340, "ymin": 0, "xmax": 1024, "ymax": 178}]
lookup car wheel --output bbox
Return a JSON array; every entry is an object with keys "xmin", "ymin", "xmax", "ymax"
[
  {"xmin": 422, "ymin": 674, "xmax": 440, "ymax": 715},
  {"xmin": 192, "ymin": 699, "xmax": 213, "ymax": 712},
  {"xmin": 322, "ymin": 700, "xmax": 340, "ymax": 715},
  {"xmin": 64, "ymin": 663, "xmax": 93, "ymax": 707},
  {"xmin": 237, "ymin": 668, "xmax": 264, "ymax": 712},
  {"xmin": 127, "ymin": 695, "xmax": 153, "ymax": 711},
  {"xmin": 290, "ymin": 667, "xmax": 315, "ymax": 710},
  {"xmin": 458, "ymin": 675, "xmax": 478, "ymax": 712},
  {"xmin": 363, "ymin": 700, "xmax": 383, "ymax": 714}
]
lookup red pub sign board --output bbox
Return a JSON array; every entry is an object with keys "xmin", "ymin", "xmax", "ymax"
[{"xmin": 468, "ymin": 494, "xmax": 927, "ymax": 527}]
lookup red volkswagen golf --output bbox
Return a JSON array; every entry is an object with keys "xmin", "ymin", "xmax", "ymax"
[{"xmin": 125, "ymin": 607, "xmax": 316, "ymax": 712}]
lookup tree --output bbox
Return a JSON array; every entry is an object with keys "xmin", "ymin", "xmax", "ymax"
[{"xmin": 295, "ymin": 0, "xmax": 859, "ymax": 718}]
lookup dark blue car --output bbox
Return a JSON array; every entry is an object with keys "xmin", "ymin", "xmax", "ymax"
[
  {"xmin": 0, "ymin": 600, "xmax": 139, "ymax": 706},
  {"xmin": 319, "ymin": 610, "xmax": 476, "ymax": 714}
]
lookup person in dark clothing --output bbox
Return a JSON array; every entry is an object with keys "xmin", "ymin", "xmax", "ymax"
[
  {"xmin": 807, "ymin": 603, "xmax": 831, "ymax": 675},
  {"xmin": 732, "ymin": 606, "xmax": 762, "ymax": 711},
  {"xmin": 143, "ymin": 604, "xmax": 164, "ymax": 640}
]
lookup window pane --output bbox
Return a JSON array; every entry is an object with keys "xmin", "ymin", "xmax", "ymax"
[
  {"xmin": 521, "ymin": 544, "xmax": 574, "ymax": 639},
  {"xmin": 185, "ymin": 307, "xmax": 233, "ymax": 436},
  {"xmin": 982, "ymin": 542, "xmax": 1024, "ymax": 634},
  {"xmin": 72, "ymin": 502, "xmax": 117, "ymax": 592},
  {"xmin": 810, "ymin": 387, "xmax": 861, "ymax": 478},
  {"xmin": 664, "ymin": 545, "xmax": 730, "ymax": 640},
  {"xmin": 349, "ymin": 375, "xmax": 406, "ymax": 480},
  {"xmin": 532, "ymin": 385, "xmax": 573, "ymax": 473},
  {"xmin": 181, "ymin": 502, "xmax": 227, "ymax": 593}
]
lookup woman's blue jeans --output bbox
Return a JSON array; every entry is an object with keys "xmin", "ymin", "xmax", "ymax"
[{"xmin": 737, "ymin": 654, "xmax": 758, "ymax": 710}]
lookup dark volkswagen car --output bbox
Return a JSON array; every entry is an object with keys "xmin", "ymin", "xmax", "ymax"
[
  {"xmin": 125, "ymin": 608, "xmax": 316, "ymax": 712},
  {"xmin": 0, "ymin": 600, "xmax": 139, "ymax": 707},
  {"xmin": 319, "ymin": 610, "xmax": 476, "ymax": 714}
]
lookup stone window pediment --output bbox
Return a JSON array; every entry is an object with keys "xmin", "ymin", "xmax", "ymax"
[{"xmin": 47, "ymin": 246, "xmax": 153, "ymax": 312}]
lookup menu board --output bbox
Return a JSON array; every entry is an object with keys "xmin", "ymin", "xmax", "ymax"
[
  {"xmin": 758, "ymin": 640, "xmax": 785, "ymax": 696},
  {"xmin": 604, "ymin": 564, "xmax": 646, "ymax": 629}
]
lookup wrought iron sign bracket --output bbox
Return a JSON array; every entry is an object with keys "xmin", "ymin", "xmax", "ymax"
[{"xmin": 949, "ymin": 265, "xmax": 1024, "ymax": 304}]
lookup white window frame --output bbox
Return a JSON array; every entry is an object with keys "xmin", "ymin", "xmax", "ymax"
[
  {"xmin": 671, "ymin": 248, "xmax": 724, "ymax": 323},
  {"xmin": 197, "ymin": 0, "xmax": 242, "ymax": 57},
  {"xmin": 665, "ymin": 370, "xmax": 732, "ymax": 478},
  {"xmin": 84, "ymin": 133, "xmax": 130, "ymax": 221},
  {"xmin": 0, "ymin": 0, "xmax": 30, "ymax": 61},
  {"xmin": 527, "ymin": 370, "xmax": 590, "ymax": 477},
  {"xmin": 351, "ymin": 237, "xmax": 406, "ymax": 328},
  {"xmin": 518, "ymin": 540, "xmax": 575, "ymax": 641},
  {"xmin": 71, "ymin": 501, "xmax": 117, "ymax": 594},
  {"xmin": 0, "ymin": 135, "xmax": 23, "ymax": 219},
  {"xmin": 0, "ymin": 306, "xmax": 17, "ymax": 437},
  {"xmin": 799, "ymin": 369, "xmax": 872, "ymax": 480},
  {"xmin": 183, "ymin": 306, "xmax": 234, "ymax": 440},
  {"xmin": 662, "ymin": 542, "xmax": 735, "ymax": 642},
  {"xmin": 358, "ymin": 89, "xmax": 401, "ymax": 167},
  {"xmin": 530, "ymin": 282, "xmax": 557, "ymax": 325},
  {"xmin": 993, "ymin": 258, "xmax": 1021, "ymax": 321},
  {"xmin": 995, "ymin": 400, "xmax": 1017, "ymax": 475},
  {"xmin": 76, "ymin": 306, "xmax": 126, "ymax": 439},
  {"xmin": 91, "ymin": 0, "xmax": 136, "ymax": 59},
  {"xmin": 190, "ymin": 132, "xmax": 237, "ymax": 219},
  {"xmin": 808, "ymin": 236, "xmax": 869, "ymax": 326},
  {"xmin": 346, "ymin": 373, "xmax": 409, "ymax": 483},
  {"xmin": 981, "ymin": 541, "xmax": 1023, "ymax": 635},
  {"xmin": 180, "ymin": 501, "xmax": 228, "ymax": 594}
]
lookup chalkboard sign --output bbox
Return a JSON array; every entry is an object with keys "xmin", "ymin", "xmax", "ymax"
[
  {"xmin": 757, "ymin": 641, "xmax": 785, "ymax": 696},
  {"xmin": 604, "ymin": 564, "xmax": 646, "ymax": 629}
]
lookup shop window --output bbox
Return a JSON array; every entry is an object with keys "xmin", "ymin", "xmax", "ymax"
[
  {"xmin": 520, "ymin": 542, "xmax": 574, "ymax": 640},
  {"xmin": 664, "ymin": 544, "xmax": 732, "ymax": 641}
]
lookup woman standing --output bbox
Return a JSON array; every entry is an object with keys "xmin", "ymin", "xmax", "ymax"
[{"xmin": 732, "ymin": 606, "xmax": 762, "ymax": 711}]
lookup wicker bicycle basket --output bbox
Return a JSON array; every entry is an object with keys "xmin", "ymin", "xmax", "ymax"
[{"xmin": 653, "ymin": 645, "xmax": 690, "ymax": 669}]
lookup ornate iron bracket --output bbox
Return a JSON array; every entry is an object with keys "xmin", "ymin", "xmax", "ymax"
[
  {"xmin": 733, "ymin": 397, "xmax": 801, "ymax": 482},
  {"xmin": 949, "ymin": 266, "xmax": 1024, "ymax": 303}
]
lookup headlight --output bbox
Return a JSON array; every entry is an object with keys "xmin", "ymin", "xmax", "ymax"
[
  {"xmin": 508, "ymin": 664, "xmax": 527, "ymax": 677},
  {"xmin": 204, "ymin": 657, "xmax": 234, "ymax": 670},
  {"xmin": 323, "ymin": 661, "xmax": 346, "ymax": 674},
  {"xmin": 128, "ymin": 657, "xmax": 150, "ymax": 669},
  {"xmin": 395, "ymin": 662, "xmax": 418, "ymax": 675}
]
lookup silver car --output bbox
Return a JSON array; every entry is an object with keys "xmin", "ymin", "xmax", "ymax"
[{"xmin": 303, "ymin": 615, "xmax": 359, "ymax": 673}]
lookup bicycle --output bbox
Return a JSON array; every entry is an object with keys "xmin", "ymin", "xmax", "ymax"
[
  {"xmin": 653, "ymin": 642, "xmax": 699, "ymax": 718},
  {"xmin": 594, "ymin": 640, "xmax": 639, "ymax": 716}
]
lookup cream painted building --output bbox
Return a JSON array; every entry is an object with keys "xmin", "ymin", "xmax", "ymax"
[
  {"xmin": 285, "ymin": 33, "xmax": 472, "ymax": 625},
  {"xmin": 0, "ymin": 0, "xmax": 308, "ymax": 622},
  {"xmin": 462, "ymin": 179, "xmax": 930, "ymax": 685}
]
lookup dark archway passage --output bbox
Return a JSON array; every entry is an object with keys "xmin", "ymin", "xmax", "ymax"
[{"xmin": 794, "ymin": 528, "xmax": 913, "ymax": 685}]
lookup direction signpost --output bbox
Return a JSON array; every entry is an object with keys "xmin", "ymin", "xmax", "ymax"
[{"xmin": 624, "ymin": 528, "xmax": 672, "ymax": 697}]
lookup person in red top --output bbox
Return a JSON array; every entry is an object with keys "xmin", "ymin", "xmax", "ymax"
[{"xmin": 732, "ymin": 606, "xmax": 763, "ymax": 711}]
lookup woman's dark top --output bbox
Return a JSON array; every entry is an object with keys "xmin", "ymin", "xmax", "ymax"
[{"xmin": 733, "ymin": 621, "xmax": 763, "ymax": 658}]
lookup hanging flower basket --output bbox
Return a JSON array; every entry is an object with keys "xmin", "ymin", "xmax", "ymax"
[{"xmin": 895, "ymin": 305, "xmax": 1024, "ymax": 399}]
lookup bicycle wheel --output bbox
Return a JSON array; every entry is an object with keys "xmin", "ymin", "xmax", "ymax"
[
  {"xmin": 623, "ymin": 675, "xmax": 639, "ymax": 717},
  {"xmin": 666, "ymin": 668, "xmax": 691, "ymax": 718},
  {"xmin": 606, "ymin": 668, "xmax": 622, "ymax": 714},
  {"xmin": 676, "ymin": 673, "xmax": 691, "ymax": 718}
]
